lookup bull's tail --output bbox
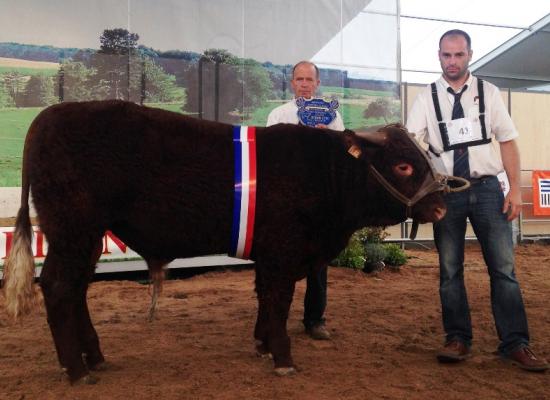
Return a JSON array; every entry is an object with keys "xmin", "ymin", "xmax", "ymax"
[{"xmin": 2, "ymin": 150, "xmax": 36, "ymax": 319}]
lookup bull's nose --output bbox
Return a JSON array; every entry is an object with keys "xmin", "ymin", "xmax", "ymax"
[{"xmin": 434, "ymin": 207, "xmax": 446, "ymax": 221}]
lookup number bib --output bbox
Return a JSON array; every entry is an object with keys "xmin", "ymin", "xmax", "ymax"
[{"xmin": 446, "ymin": 117, "xmax": 482, "ymax": 146}]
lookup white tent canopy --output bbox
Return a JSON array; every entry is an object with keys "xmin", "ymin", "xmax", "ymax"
[{"xmin": 471, "ymin": 13, "xmax": 550, "ymax": 90}]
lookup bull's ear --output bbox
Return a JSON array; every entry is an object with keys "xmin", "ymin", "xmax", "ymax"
[
  {"xmin": 348, "ymin": 145, "xmax": 362, "ymax": 158},
  {"xmin": 342, "ymin": 130, "xmax": 363, "ymax": 158}
]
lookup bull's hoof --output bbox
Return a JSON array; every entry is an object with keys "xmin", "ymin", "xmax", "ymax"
[
  {"xmin": 72, "ymin": 374, "xmax": 99, "ymax": 385},
  {"xmin": 274, "ymin": 367, "xmax": 296, "ymax": 376}
]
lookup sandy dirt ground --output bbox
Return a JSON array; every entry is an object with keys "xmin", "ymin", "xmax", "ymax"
[{"xmin": 1, "ymin": 243, "xmax": 549, "ymax": 400}]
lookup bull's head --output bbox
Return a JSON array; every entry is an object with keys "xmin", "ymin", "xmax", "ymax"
[{"xmin": 348, "ymin": 123, "xmax": 468, "ymax": 237}]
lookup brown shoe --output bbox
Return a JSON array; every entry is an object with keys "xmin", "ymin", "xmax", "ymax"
[
  {"xmin": 437, "ymin": 340, "xmax": 471, "ymax": 363},
  {"xmin": 306, "ymin": 324, "xmax": 331, "ymax": 340},
  {"xmin": 505, "ymin": 347, "xmax": 549, "ymax": 372}
]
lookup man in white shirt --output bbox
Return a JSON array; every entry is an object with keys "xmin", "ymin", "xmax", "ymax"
[
  {"xmin": 266, "ymin": 61, "xmax": 344, "ymax": 340},
  {"xmin": 267, "ymin": 61, "xmax": 344, "ymax": 130},
  {"xmin": 407, "ymin": 29, "xmax": 548, "ymax": 371}
]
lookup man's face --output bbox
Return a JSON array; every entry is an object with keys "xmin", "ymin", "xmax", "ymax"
[
  {"xmin": 290, "ymin": 63, "xmax": 320, "ymax": 99},
  {"xmin": 438, "ymin": 35, "xmax": 472, "ymax": 82}
]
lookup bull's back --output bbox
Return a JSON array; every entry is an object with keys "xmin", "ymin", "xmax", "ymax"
[{"xmin": 25, "ymin": 101, "xmax": 236, "ymax": 257}]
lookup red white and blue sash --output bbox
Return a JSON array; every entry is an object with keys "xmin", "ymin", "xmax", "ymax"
[{"xmin": 230, "ymin": 126, "xmax": 257, "ymax": 259}]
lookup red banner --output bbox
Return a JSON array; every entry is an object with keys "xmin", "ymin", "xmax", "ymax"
[{"xmin": 532, "ymin": 171, "xmax": 550, "ymax": 216}]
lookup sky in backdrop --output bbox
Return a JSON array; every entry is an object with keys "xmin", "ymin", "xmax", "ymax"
[
  {"xmin": 1, "ymin": 0, "xmax": 549, "ymax": 85},
  {"xmin": 399, "ymin": 0, "xmax": 550, "ymax": 83},
  {"xmin": 312, "ymin": 0, "xmax": 550, "ymax": 84}
]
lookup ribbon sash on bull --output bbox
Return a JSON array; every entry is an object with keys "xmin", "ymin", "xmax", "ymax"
[{"xmin": 230, "ymin": 126, "xmax": 257, "ymax": 259}]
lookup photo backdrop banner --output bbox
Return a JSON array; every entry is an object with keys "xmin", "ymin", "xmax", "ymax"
[{"xmin": 0, "ymin": 0, "xmax": 400, "ymax": 187}]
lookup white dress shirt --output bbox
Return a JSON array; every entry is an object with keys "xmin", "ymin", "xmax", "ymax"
[
  {"xmin": 406, "ymin": 74, "xmax": 518, "ymax": 178},
  {"xmin": 266, "ymin": 100, "xmax": 345, "ymax": 131}
]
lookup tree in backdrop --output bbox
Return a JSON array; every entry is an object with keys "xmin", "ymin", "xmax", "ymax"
[
  {"xmin": 363, "ymin": 97, "xmax": 401, "ymax": 124},
  {"xmin": 263, "ymin": 62, "xmax": 291, "ymax": 100},
  {"xmin": 55, "ymin": 61, "xmax": 110, "ymax": 101},
  {"xmin": 20, "ymin": 75, "xmax": 56, "ymax": 107},
  {"xmin": 239, "ymin": 58, "xmax": 273, "ymax": 118},
  {"xmin": 0, "ymin": 78, "xmax": 15, "ymax": 107},
  {"xmin": 3, "ymin": 72, "xmax": 26, "ymax": 107},
  {"xmin": 141, "ymin": 57, "xmax": 185, "ymax": 103},
  {"xmin": 183, "ymin": 48, "xmax": 272, "ymax": 122},
  {"xmin": 89, "ymin": 28, "xmax": 140, "ymax": 100},
  {"xmin": 46, "ymin": 29, "xmax": 183, "ymax": 104}
]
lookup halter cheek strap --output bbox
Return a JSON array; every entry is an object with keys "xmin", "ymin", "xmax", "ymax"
[{"xmin": 364, "ymin": 130, "xmax": 469, "ymax": 239}]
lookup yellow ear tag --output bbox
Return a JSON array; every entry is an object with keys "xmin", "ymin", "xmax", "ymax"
[{"xmin": 348, "ymin": 145, "xmax": 362, "ymax": 159}]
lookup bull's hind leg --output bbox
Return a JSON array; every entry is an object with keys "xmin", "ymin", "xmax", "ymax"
[
  {"xmin": 40, "ymin": 239, "xmax": 102, "ymax": 383},
  {"xmin": 77, "ymin": 295, "xmax": 105, "ymax": 371},
  {"xmin": 255, "ymin": 267, "xmax": 296, "ymax": 375}
]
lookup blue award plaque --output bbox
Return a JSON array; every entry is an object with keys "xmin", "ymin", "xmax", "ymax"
[{"xmin": 296, "ymin": 97, "xmax": 339, "ymax": 127}]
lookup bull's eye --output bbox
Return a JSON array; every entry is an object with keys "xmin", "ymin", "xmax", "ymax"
[{"xmin": 393, "ymin": 163, "xmax": 413, "ymax": 177}]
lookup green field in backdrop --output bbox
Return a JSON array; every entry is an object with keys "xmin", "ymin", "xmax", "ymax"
[
  {"xmin": 0, "ymin": 107, "xmax": 43, "ymax": 186},
  {"xmin": 0, "ymin": 66, "xmax": 58, "ymax": 76},
  {"xmin": 0, "ymin": 95, "xmax": 392, "ymax": 186}
]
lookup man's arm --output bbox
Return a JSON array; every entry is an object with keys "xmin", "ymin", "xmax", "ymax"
[
  {"xmin": 266, "ymin": 110, "xmax": 278, "ymax": 127},
  {"xmin": 500, "ymin": 139, "xmax": 522, "ymax": 221},
  {"xmin": 405, "ymin": 93, "xmax": 429, "ymax": 144}
]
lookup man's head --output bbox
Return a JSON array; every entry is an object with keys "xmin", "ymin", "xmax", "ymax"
[
  {"xmin": 438, "ymin": 29, "xmax": 472, "ymax": 83},
  {"xmin": 290, "ymin": 61, "xmax": 320, "ymax": 99}
]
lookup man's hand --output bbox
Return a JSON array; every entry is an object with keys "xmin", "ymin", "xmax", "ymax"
[
  {"xmin": 315, "ymin": 123, "xmax": 329, "ymax": 129},
  {"xmin": 500, "ymin": 139, "xmax": 522, "ymax": 221},
  {"xmin": 503, "ymin": 188, "xmax": 522, "ymax": 221}
]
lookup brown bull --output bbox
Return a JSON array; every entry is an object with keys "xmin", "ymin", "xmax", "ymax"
[{"xmin": 3, "ymin": 100, "xmax": 448, "ymax": 384}]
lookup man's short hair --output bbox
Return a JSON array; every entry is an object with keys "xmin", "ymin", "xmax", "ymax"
[
  {"xmin": 292, "ymin": 61, "xmax": 319, "ymax": 79},
  {"xmin": 439, "ymin": 29, "xmax": 471, "ymax": 50}
]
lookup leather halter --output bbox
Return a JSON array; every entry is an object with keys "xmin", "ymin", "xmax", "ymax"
[{"xmin": 367, "ymin": 131, "xmax": 469, "ymax": 239}]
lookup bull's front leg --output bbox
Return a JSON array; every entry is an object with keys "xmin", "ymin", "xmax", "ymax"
[{"xmin": 254, "ymin": 266, "xmax": 271, "ymax": 357}]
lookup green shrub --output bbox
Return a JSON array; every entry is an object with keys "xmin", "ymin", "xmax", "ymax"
[
  {"xmin": 383, "ymin": 243, "xmax": 408, "ymax": 267},
  {"xmin": 355, "ymin": 227, "xmax": 388, "ymax": 244},
  {"xmin": 332, "ymin": 228, "xmax": 407, "ymax": 272},
  {"xmin": 363, "ymin": 242, "xmax": 387, "ymax": 273},
  {"xmin": 364, "ymin": 242, "xmax": 387, "ymax": 264},
  {"xmin": 331, "ymin": 236, "xmax": 365, "ymax": 269}
]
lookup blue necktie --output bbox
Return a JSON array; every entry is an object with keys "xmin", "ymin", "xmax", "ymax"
[{"xmin": 448, "ymin": 86, "xmax": 470, "ymax": 179}]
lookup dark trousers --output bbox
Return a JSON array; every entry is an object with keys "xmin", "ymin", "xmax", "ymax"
[
  {"xmin": 303, "ymin": 264, "xmax": 327, "ymax": 328},
  {"xmin": 434, "ymin": 176, "xmax": 529, "ymax": 354}
]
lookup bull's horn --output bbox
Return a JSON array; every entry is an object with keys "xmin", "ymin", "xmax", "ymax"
[{"xmin": 355, "ymin": 126, "xmax": 388, "ymax": 146}]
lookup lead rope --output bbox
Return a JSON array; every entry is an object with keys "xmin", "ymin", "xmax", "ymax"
[{"xmin": 410, "ymin": 219, "xmax": 419, "ymax": 240}]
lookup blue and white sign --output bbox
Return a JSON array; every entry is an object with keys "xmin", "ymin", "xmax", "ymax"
[{"xmin": 296, "ymin": 97, "xmax": 339, "ymax": 127}]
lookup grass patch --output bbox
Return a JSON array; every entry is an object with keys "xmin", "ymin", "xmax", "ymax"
[
  {"xmin": 320, "ymin": 86, "xmax": 395, "ymax": 99},
  {"xmin": 244, "ymin": 102, "xmax": 281, "ymax": 126},
  {"xmin": 144, "ymin": 102, "xmax": 186, "ymax": 114},
  {"xmin": 0, "ymin": 66, "xmax": 58, "ymax": 76},
  {"xmin": 0, "ymin": 107, "xmax": 45, "ymax": 186},
  {"xmin": 0, "ymin": 158, "xmax": 22, "ymax": 186}
]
